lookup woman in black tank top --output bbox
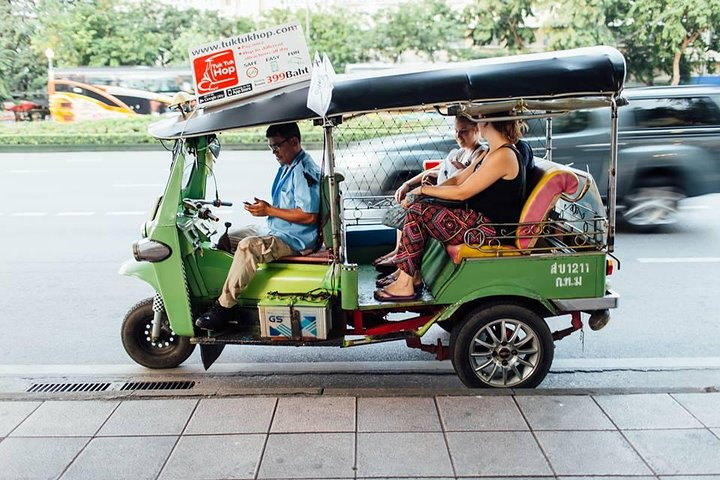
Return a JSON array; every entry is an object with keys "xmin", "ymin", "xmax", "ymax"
[{"xmin": 374, "ymin": 114, "xmax": 525, "ymax": 302}]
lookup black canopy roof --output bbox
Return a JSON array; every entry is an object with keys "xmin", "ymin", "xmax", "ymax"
[{"xmin": 150, "ymin": 46, "xmax": 625, "ymax": 139}]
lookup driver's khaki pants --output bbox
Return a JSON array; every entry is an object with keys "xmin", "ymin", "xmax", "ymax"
[{"xmin": 218, "ymin": 225, "xmax": 296, "ymax": 307}]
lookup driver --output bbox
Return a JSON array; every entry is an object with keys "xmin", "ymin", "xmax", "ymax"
[{"xmin": 196, "ymin": 122, "xmax": 321, "ymax": 330}]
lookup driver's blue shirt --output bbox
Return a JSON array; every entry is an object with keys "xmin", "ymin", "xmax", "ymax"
[{"xmin": 262, "ymin": 149, "xmax": 321, "ymax": 252}]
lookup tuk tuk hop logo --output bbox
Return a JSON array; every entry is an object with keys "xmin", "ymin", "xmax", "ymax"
[{"xmin": 193, "ymin": 49, "xmax": 238, "ymax": 94}]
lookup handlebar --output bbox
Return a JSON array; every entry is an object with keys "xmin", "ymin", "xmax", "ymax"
[{"xmin": 190, "ymin": 198, "xmax": 233, "ymax": 207}]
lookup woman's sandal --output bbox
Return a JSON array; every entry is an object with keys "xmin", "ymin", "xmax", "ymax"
[
  {"xmin": 373, "ymin": 287, "xmax": 420, "ymax": 302},
  {"xmin": 375, "ymin": 273, "xmax": 398, "ymax": 287},
  {"xmin": 371, "ymin": 251, "xmax": 397, "ymax": 266}
]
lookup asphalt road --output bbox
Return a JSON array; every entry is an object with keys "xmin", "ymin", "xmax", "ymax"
[{"xmin": 1, "ymin": 150, "xmax": 720, "ymax": 372}]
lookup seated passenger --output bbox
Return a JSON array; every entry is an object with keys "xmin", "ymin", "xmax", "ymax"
[
  {"xmin": 196, "ymin": 122, "xmax": 321, "ymax": 330},
  {"xmin": 374, "ymin": 113, "xmax": 526, "ymax": 302},
  {"xmin": 373, "ymin": 114, "xmax": 485, "ymax": 271}
]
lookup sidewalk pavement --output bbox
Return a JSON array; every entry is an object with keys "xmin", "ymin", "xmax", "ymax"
[{"xmin": 1, "ymin": 392, "xmax": 719, "ymax": 480}]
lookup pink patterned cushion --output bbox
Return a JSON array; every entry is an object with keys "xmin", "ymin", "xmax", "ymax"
[{"xmin": 516, "ymin": 166, "xmax": 579, "ymax": 251}]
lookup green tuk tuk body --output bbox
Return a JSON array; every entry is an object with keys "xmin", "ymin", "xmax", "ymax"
[{"xmin": 120, "ymin": 46, "xmax": 624, "ymax": 388}]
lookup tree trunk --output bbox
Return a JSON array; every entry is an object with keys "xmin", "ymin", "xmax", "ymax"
[{"xmin": 672, "ymin": 32, "xmax": 700, "ymax": 86}]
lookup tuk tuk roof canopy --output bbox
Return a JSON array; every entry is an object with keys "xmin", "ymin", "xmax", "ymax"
[{"xmin": 149, "ymin": 46, "xmax": 626, "ymax": 140}]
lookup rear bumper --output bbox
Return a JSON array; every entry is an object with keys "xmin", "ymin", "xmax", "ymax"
[{"xmin": 551, "ymin": 289, "xmax": 619, "ymax": 312}]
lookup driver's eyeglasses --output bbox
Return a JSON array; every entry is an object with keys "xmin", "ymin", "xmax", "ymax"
[{"xmin": 268, "ymin": 138, "xmax": 289, "ymax": 152}]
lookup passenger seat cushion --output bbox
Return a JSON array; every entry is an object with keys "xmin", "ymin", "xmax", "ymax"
[
  {"xmin": 517, "ymin": 166, "xmax": 579, "ymax": 250},
  {"xmin": 446, "ymin": 244, "xmax": 521, "ymax": 264}
]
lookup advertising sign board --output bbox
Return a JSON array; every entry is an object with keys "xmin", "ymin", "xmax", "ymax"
[{"xmin": 189, "ymin": 23, "xmax": 312, "ymax": 108}]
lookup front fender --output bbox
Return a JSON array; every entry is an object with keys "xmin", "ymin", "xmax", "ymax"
[
  {"xmin": 119, "ymin": 258, "xmax": 161, "ymax": 293},
  {"xmin": 118, "ymin": 257, "xmax": 195, "ymax": 336}
]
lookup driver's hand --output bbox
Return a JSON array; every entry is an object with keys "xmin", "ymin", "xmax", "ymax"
[
  {"xmin": 245, "ymin": 197, "xmax": 271, "ymax": 217},
  {"xmin": 394, "ymin": 183, "xmax": 411, "ymax": 203}
]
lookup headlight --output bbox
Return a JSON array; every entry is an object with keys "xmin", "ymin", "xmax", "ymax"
[{"xmin": 132, "ymin": 238, "xmax": 171, "ymax": 262}]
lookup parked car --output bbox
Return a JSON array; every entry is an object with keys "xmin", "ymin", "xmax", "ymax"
[{"xmin": 529, "ymin": 85, "xmax": 720, "ymax": 230}]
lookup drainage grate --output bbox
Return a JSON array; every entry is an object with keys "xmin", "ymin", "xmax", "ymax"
[
  {"xmin": 27, "ymin": 382, "xmax": 112, "ymax": 393},
  {"xmin": 120, "ymin": 381, "xmax": 195, "ymax": 391},
  {"xmin": 26, "ymin": 380, "xmax": 195, "ymax": 393}
]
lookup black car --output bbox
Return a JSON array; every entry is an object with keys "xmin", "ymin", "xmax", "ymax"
[{"xmin": 528, "ymin": 85, "xmax": 720, "ymax": 230}]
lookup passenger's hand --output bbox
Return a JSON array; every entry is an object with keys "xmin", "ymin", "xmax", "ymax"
[
  {"xmin": 394, "ymin": 182, "xmax": 411, "ymax": 203},
  {"xmin": 245, "ymin": 197, "xmax": 271, "ymax": 217},
  {"xmin": 421, "ymin": 170, "xmax": 437, "ymax": 185}
]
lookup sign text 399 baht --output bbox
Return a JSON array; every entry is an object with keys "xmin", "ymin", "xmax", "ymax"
[{"xmin": 189, "ymin": 23, "xmax": 311, "ymax": 108}]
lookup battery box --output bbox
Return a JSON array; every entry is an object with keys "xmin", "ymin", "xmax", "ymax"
[{"xmin": 258, "ymin": 295, "xmax": 331, "ymax": 340}]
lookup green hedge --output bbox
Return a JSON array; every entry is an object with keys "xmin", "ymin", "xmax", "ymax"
[
  {"xmin": 0, "ymin": 110, "xmax": 442, "ymax": 147},
  {"xmin": 0, "ymin": 116, "xmax": 327, "ymax": 146}
]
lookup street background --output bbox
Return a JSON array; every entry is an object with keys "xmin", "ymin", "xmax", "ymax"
[{"xmin": 1, "ymin": 150, "xmax": 719, "ymax": 388}]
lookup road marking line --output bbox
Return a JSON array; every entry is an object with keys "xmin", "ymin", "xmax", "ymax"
[
  {"xmin": 106, "ymin": 211, "xmax": 147, "ymax": 216},
  {"xmin": 11, "ymin": 212, "xmax": 48, "ymax": 217},
  {"xmin": 112, "ymin": 184, "xmax": 163, "ymax": 188},
  {"xmin": 638, "ymin": 257, "xmax": 720, "ymax": 263},
  {"xmin": 57, "ymin": 212, "xmax": 96, "ymax": 216},
  {"xmin": 1, "ymin": 357, "xmax": 720, "ymax": 376}
]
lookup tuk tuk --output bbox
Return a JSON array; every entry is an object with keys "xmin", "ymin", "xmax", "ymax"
[{"xmin": 119, "ymin": 46, "xmax": 625, "ymax": 388}]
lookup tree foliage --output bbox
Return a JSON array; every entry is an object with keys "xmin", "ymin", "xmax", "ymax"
[
  {"xmin": 464, "ymin": 0, "xmax": 535, "ymax": 53},
  {"xmin": 0, "ymin": 1, "xmax": 47, "ymax": 100},
  {"xmin": 373, "ymin": 0, "xmax": 463, "ymax": 62},
  {"xmin": 258, "ymin": 7, "xmax": 372, "ymax": 69},
  {"xmin": 3, "ymin": 0, "xmax": 720, "ymax": 101},
  {"xmin": 626, "ymin": 0, "xmax": 720, "ymax": 85}
]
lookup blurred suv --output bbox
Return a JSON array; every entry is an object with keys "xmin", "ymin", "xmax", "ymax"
[{"xmin": 530, "ymin": 85, "xmax": 720, "ymax": 230}]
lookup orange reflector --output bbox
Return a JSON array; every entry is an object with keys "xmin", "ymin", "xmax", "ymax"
[{"xmin": 606, "ymin": 258, "xmax": 614, "ymax": 275}]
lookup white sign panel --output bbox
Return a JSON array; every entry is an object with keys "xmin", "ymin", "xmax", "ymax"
[
  {"xmin": 189, "ymin": 23, "xmax": 311, "ymax": 108},
  {"xmin": 307, "ymin": 52, "xmax": 336, "ymax": 117}
]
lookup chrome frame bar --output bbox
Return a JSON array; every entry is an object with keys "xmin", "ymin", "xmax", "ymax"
[
  {"xmin": 545, "ymin": 115, "xmax": 553, "ymax": 162},
  {"xmin": 323, "ymin": 120, "xmax": 344, "ymax": 263},
  {"xmin": 607, "ymin": 98, "xmax": 619, "ymax": 253}
]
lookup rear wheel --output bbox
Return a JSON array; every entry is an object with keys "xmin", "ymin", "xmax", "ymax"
[
  {"xmin": 450, "ymin": 304, "xmax": 553, "ymax": 388},
  {"xmin": 121, "ymin": 297, "xmax": 195, "ymax": 369},
  {"xmin": 621, "ymin": 180, "xmax": 685, "ymax": 232}
]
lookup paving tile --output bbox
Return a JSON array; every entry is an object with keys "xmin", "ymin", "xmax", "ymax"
[
  {"xmin": 0, "ymin": 401, "xmax": 41, "ymax": 436},
  {"xmin": 625, "ymin": 429, "xmax": 720, "ymax": 475},
  {"xmin": 97, "ymin": 399, "xmax": 197, "ymax": 436},
  {"xmin": 259, "ymin": 432, "xmax": 354, "ymax": 478},
  {"xmin": 357, "ymin": 397, "xmax": 441, "ymax": 432},
  {"xmin": 594, "ymin": 393, "xmax": 703, "ymax": 429},
  {"xmin": 356, "ymin": 432, "xmax": 453, "ymax": 477},
  {"xmin": 658, "ymin": 476, "xmax": 720, "ymax": 480},
  {"xmin": 672, "ymin": 393, "xmax": 720, "ymax": 427},
  {"xmin": 0, "ymin": 437, "xmax": 88, "ymax": 480},
  {"xmin": 160, "ymin": 434, "xmax": 265, "ymax": 480},
  {"xmin": 446, "ymin": 431, "xmax": 552, "ymax": 477},
  {"xmin": 61, "ymin": 436, "xmax": 176, "ymax": 480},
  {"xmin": 185, "ymin": 397, "xmax": 276, "ymax": 434},
  {"xmin": 516, "ymin": 395, "xmax": 615, "ymax": 430},
  {"xmin": 560, "ymin": 477, "xmax": 657, "ymax": 480},
  {"xmin": 436, "ymin": 395, "xmax": 528, "ymax": 431},
  {"xmin": 535, "ymin": 430, "xmax": 652, "ymax": 476},
  {"xmin": 11, "ymin": 400, "xmax": 117, "ymax": 437},
  {"xmin": 271, "ymin": 396, "xmax": 355, "ymax": 433},
  {"xmin": 714, "ymin": 428, "xmax": 720, "ymax": 439}
]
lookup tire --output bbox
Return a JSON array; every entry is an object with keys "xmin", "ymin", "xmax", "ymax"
[
  {"xmin": 450, "ymin": 303, "xmax": 554, "ymax": 388},
  {"xmin": 121, "ymin": 297, "xmax": 195, "ymax": 369},
  {"xmin": 621, "ymin": 179, "xmax": 685, "ymax": 232}
]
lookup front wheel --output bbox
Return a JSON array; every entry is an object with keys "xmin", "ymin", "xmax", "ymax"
[
  {"xmin": 121, "ymin": 297, "xmax": 196, "ymax": 369},
  {"xmin": 450, "ymin": 304, "xmax": 553, "ymax": 388}
]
